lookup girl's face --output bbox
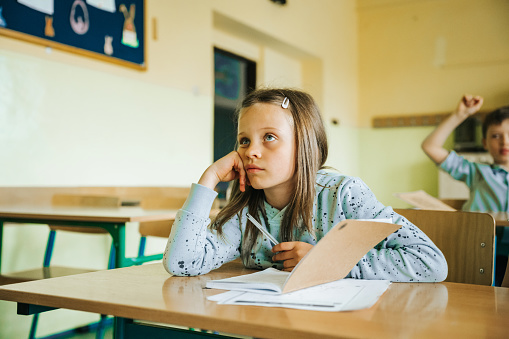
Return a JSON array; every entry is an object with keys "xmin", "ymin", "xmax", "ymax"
[
  {"xmin": 483, "ymin": 119, "xmax": 509, "ymax": 167},
  {"xmin": 237, "ymin": 103, "xmax": 297, "ymax": 197}
]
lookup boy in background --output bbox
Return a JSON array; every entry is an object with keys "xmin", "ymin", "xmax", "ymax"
[{"xmin": 422, "ymin": 94, "xmax": 509, "ymax": 285}]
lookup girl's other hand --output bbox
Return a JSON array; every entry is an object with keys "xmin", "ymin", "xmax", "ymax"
[
  {"xmin": 456, "ymin": 94, "xmax": 484, "ymax": 118},
  {"xmin": 198, "ymin": 151, "xmax": 249, "ymax": 192},
  {"xmin": 271, "ymin": 241, "xmax": 314, "ymax": 272}
]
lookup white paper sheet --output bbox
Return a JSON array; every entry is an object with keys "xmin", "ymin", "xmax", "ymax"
[
  {"xmin": 207, "ymin": 278, "xmax": 391, "ymax": 312},
  {"xmin": 394, "ymin": 190, "xmax": 456, "ymax": 211}
]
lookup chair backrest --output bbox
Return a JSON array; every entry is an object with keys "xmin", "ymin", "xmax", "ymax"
[
  {"xmin": 50, "ymin": 194, "xmax": 121, "ymax": 233},
  {"xmin": 440, "ymin": 199, "xmax": 467, "ymax": 210},
  {"xmin": 51, "ymin": 194, "xmax": 121, "ymax": 208},
  {"xmin": 394, "ymin": 209, "xmax": 495, "ymax": 286},
  {"xmin": 138, "ymin": 196, "xmax": 188, "ymax": 238},
  {"xmin": 140, "ymin": 196, "xmax": 187, "ymax": 210}
]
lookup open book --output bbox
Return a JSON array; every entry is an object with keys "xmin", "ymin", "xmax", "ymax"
[
  {"xmin": 206, "ymin": 268, "xmax": 290, "ymax": 294},
  {"xmin": 206, "ymin": 219, "xmax": 401, "ymax": 294}
]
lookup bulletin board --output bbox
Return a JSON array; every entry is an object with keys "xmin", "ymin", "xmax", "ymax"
[{"xmin": 0, "ymin": 0, "xmax": 145, "ymax": 70}]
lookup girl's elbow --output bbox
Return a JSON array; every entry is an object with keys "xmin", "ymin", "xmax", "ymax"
[
  {"xmin": 163, "ymin": 255, "xmax": 206, "ymax": 277},
  {"xmin": 424, "ymin": 256, "xmax": 448, "ymax": 282},
  {"xmin": 436, "ymin": 269, "xmax": 448, "ymax": 282},
  {"xmin": 162, "ymin": 256, "xmax": 179, "ymax": 276},
  {"xmin": 424, "ymin": 268, "xmax": 448, "ymax": 283},
  {"xmin": 163, "ymin": 255, "xmax": 191, "ymax": 276},
  {"xmin": 434, "ymin": 257, "xmax": 448, "ymax": 282}
]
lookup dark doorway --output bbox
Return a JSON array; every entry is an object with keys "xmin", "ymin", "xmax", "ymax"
[{"xmin": 214, "ymin": 48, "xmax": 256, "ymax": 198}]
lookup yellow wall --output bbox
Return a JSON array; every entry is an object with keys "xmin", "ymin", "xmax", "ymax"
[
  {"xmin": 0, "ymin": 0, "xmax": 360, "ymax": 186},
  {"xmin": 358, "ymin": 0, "xmax": 509, "ymax": 206}
]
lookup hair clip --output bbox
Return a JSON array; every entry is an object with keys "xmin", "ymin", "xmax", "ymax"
[{"xmin": 282, "ymin": 97, "xmax": 289, "ymax": 109}]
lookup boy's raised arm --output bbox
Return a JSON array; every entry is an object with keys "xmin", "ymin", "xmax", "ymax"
[{"xmin": 421, "ymin": 94, "xmax": 483, "ymax": 164}]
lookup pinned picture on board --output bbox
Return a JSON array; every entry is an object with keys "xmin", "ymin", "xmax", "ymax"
[
  {"xmin": 70, "ymin": 0, "xmax": 89, "ymax": 35},
  {"xmin": 17, "ymin": 0, "xmax": 54, "ymax": 15},
  {"xmin": 18, "ymin": 0, "xmax": 54, "ymax": 36},
  {"xmin": 104, "ymin": 35, "xmax": 113, "ymax": 55},
  {"xmin": 44, "ymin": 15, "xmax": 54, "ymax": 37},
  {"xmin": 1, "ymin": 0, "xmax": 145, "ymax": 68},
  {"xmin": 119, "ymin": 4, "xmax": 138, "ymax": 48}
]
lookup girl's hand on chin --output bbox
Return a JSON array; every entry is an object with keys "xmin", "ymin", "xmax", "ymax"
[
  {"xmin": 271, "ymin": 241, "xmax": 314, "ymax": 272},
  {"xmin": 198, "ymin": 151, "xmax": 248, "ymax": 191}
]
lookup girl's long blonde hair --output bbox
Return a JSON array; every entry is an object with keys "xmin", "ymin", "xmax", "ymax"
[{"xmin": 210, "ymin": 88, "xmax": 328, "ymax": 264}]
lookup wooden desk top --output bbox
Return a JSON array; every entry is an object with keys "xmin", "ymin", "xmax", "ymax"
[
  {"xmin": 0, "ymin": 261, "xmax": 508, "ymax": 339},
  {"xmin": 490, "ymin": 212, "xmax": 509, "ymax": 227},
  {"xmin": 0, "ymin": 205, "xmax": 178, "ymax": 223}
]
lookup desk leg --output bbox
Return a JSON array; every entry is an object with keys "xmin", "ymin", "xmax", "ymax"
[
  {"xmin": 114, "ymin": 317, "xmax": 128, "ymax": 339},
  {"xmin": 114, "ymin": 317, "xmax": 230, "ymax": 338},
  {"xmin": 101, "ymin": 223, "xmax": 128, "ymax": 268},
  {"xmin": 113, "ymin": 224, "xmax": 126, "ymax": 268},
  {"xmin": 102, "ymin": 223, "xmax": 156, "ymax": 268},
  {"xmin": 0, "ymin": 221, "xmax": 3, "ymax": 274}
]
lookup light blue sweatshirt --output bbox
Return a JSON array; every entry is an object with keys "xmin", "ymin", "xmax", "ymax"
[
  {"xmin": 440, "ymin": 151, "xmax": 509, "ymax": 212},
  {"xmin": 163, "ymin": 171, "xmax": 448, "ymax": 282}
]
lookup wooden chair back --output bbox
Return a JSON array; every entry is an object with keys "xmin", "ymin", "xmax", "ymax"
[
  {"xmin": 0, "ymin": 186, "xmax": 192, "ymax": 206},
  {"xmin": 394, "ymin": 209, "xmax": 495, "ymax": 286},
  {"xmin": 138, "ymin": 196, "xmax": 187, "ymax": 238},
  {"xmin": 140, "ymin": 196, "xmax": 187, "ymax": 210},
  {"xmin": 138, "ymin": 196, "xmax": 221, "ymax": 238},
  {"xmin": 50, "ymin": 194, "xmax": 121, "ymax": 233},
  {"xmin": 52, "ymin": 194, "xmax": 120, "ymax": 207},
  {"xmin": 440, "ymin": 199, "xmax": 467, "ymax": 210}
]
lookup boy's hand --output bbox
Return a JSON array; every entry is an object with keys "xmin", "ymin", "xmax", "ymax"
[
  {"xmin": 271, "ymin": 241, "xmax": 314, "ymax": 272},
  {"xmin": 455, "ymin": 94, "xmax": 484, "ymax": 119}
]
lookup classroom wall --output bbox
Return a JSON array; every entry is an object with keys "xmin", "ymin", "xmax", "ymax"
[
  {"xmin": 0, "ymin": 0, "xmax": 360, "ymax": 181},
  {"xmin": 0, "ymin": 1, "xmax": 358, "ymax": 337},
  {"xmin": 357, "ymin": 0, "xmax": 509, "ymax": 207}
]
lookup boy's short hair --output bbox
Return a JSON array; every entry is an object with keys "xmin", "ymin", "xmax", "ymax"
[{"xmin": 482, "ymin": 106, "xmax": 509, "ymax": 138}]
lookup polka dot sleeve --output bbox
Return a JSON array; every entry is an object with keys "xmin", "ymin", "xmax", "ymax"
[{"xmin": 162, "ymin": 183, "xmax": 241, "ymax": 276}]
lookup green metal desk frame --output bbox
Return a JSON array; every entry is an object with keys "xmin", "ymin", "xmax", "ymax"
[{"xmin": 0, "ymin": 218, "xmax": 162, "ymax": 274}]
